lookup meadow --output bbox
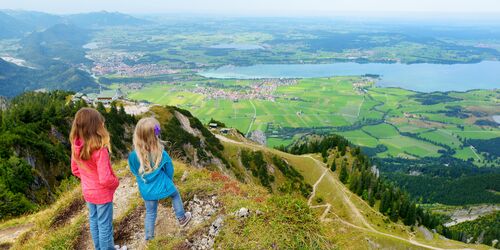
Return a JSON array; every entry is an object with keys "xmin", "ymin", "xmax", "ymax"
[{"xmin": 124, "ymin": 76, "xmax": 500, "ymax": 166}]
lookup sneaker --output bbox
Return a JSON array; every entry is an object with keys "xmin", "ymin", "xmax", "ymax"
[{"xmin": 179, "ymin": 212, "xmax": 192, "ymax": 227}]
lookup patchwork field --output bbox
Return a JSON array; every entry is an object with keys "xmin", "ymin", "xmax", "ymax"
[{"xmin": 123, "ymin": 76, "xmax": 500, "ymax": 166}]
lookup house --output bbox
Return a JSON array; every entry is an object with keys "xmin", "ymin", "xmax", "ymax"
[
  {"xmin": 220, "ymin": 128, "xmax": 230, "ymax": 134},
  {"xmin": 209, "ymin": 123, "xmax": 218, "ymax": 129},
  {"xmin": 97, "ymin": 96, "xmax": 113, "ymax": 105}
]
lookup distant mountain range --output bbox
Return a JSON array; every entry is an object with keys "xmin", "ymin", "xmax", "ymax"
[
  {"xmin": 0, "ymin": 10, "xmax": 151, "ymax": 96},
  {"xmin": 0, "ymin": 10, "xmax": 151, "ymax": 39}
]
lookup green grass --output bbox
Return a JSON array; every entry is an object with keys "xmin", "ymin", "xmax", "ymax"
[
  {"xmin": 362, "ymin": 123, "xmax": 399, "ymax": 139},
  {"xmin": 378, "ymin": 136, "xmax": 443, "ymax": 158},
  {"xmin": 417, "ymin": 129, "xmax": 461, "ymax": 148},
  {"xmin": 124, "ymin": 76, "xmax": 499, "ymax": 163},
  {"xmin": 336, "ymin": 130, "xmax": 379, "ymax": 148}
]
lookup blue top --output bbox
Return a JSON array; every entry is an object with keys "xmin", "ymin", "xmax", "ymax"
[{"xmin": 128, "ymin": 150, "xmax": 176, "ymax": 201}]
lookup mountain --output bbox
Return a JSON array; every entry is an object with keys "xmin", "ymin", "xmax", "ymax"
[
  {"xmin": 20, "ymin": 23, "xmax": 91, "ymax": 65},
  {"xmin": 1, "ymin": 10, "xmax": 65, "ymax": 31},
  {"xmin": 0, "ymin": 58, "xmax": 98, "ymax": 97},
  {"xmin": 0, "ymin": 12, "xmax": 29, "ymax": 38},
  {"xmin": 0, "ymin": 10, "xmax": 150, "ymax": 39},
  {"xmin": 0, "ymin": 23, "xmax": 98, "ymax": 97},
  {"xmin": 66, "ymin": 11, "xmax": 151, "ymax": 28},
  {"xmin": 0, "ymin": 59, "xmax": 34, "ymax": 96},
  {"xmin": 0, "ymin": 92, "xmax": 496, "ymax": 249}
]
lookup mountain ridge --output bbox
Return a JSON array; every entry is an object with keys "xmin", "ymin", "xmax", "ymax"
[{"xmin": 0, "ymin": 92, "xmax": 496, "ymax": 249}]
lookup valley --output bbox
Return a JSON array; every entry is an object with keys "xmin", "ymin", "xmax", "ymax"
[{"xmin": 0, "ymin": 9, "xmax": 499, "ymax": 249}]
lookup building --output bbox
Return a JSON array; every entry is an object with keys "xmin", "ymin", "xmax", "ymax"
[{"xmin": 72, "ymin": 88, "xmax": 125, "ymax": 106}]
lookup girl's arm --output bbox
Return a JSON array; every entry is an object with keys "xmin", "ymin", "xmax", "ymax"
[
  {"xmin": 164, "ymin": 151, "xmax": 174, "ymax": 180},
  {"xmin": 128, "ymin": 152, "xmax": 139, "ymax": 176},
  {"xmin": 165, "ymin": 160, "xmax": 174, "ymax": 180},
  {"xmin": 71, "ymin": 157, "xmax": 81, "ymax": 179},
  {"xmin": 96, "ymin": 148, "xmax": 119, "ymax": 189}
]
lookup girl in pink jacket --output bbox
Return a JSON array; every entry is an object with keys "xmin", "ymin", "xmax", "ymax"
[{"xmin": 70, "ymin": 108, "xmax": 119, "ymax": 250}]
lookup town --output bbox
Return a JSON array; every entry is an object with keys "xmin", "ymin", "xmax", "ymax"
[{"xmin": 189, "ymin": 79, "xmax": 297, "ymax": 102}]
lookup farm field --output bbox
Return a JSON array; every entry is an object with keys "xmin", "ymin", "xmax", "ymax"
[{"xmin": 123, "ymin": 76, "xmax": 499, "ymax": 166}]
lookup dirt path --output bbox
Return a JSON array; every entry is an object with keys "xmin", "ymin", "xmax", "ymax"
[
  {"xmin": 305, "ymin": 155, "xmax": 477, "ymax": 250},
  {"xmin": 215, "ymin": 134, "xmax": 478, "ymax": 250},
  {"xmin": 79, "ymin": 169, "xmax": 139, "ymax": 249},
  {"xmin": 305, "ymin": 155, "xmax": 374, "ymax": 230},
  {"xmin": 0, "ymin": 223, "xmax": 33, "ymax": 244}
]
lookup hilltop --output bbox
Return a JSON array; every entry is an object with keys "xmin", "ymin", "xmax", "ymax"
[{"xmin": 0, "ymin": 94, "xmax": 495, "ymax": 249}]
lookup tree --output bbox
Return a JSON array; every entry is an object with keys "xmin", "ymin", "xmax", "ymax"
[
  {"xmin": 390, "ymin": 202, "xmax": 399, "ymax": 222},
  {"xmin": 368, "ymin": 192, "xmax": 376, "ymax": 207},
  {"xmin": 380, "ymin": 189, "xmax": 392, "ymax": 214},
  {"xmin": 330, "ymin": 161, "xmax": 336, "ymax": 172},
  {"xmin": 404, "ymin": 203, "xmax": 417, "ymax": 226},
  {"xmin": 339, "ymin": 161, "xmax": 349, "ymax": 184}
]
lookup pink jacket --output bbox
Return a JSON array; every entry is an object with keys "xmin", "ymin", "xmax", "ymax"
[{"xmin": 71, "ymin": 138, "xmax": 119, "ymax": 204}]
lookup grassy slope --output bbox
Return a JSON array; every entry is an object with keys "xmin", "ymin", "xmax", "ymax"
[
  {"xmin": 215, "ymin": 135, "xmax": 491, "ymax": 249},
  {"xmin": 0, "ymin": 158, "xmax": 331, "ymax": 249},
  {"xmin": 0, "ymin": 135, "xmax": 492, "ymax": 249}
]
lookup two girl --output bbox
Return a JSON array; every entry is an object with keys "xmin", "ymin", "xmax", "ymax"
[{"xmin": 70, "ymin": 108, "xmax": 190, "ymax": 249}]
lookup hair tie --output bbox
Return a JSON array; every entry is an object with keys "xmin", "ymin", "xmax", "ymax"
[{"xmin": 154, "ymin": 124, "xmax": 161, "ymax": 136}]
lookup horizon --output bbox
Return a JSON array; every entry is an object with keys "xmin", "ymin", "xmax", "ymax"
[
  {"xmin": 3, "ymin": 9, "xmax": 500, "ymax": 24},
  {"xmin": 1, "ymin": 0, "xmax": 500, "ymax": 17}
]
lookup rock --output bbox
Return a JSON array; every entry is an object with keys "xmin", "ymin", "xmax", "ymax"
[
  {"xmin": 248, "ymin": 130, "xmax": 266, "ymax": 145},
  {"xmin": 181, "ymin": 170, "xmax": 189, "ymax": 182},
  {"xmin": 236, "ymin": 207, "xmax": 250, "ymax": 218},
  {"xmin": 190, "ymin": 216, "xmax": 224, "ymax": 250},
  {"xmin": 187, "ymin": 195, "xmax": 220, "ymax": 226},
  {"xmin": 492, "ymin": 239, "xmax": 498, "ymax": 247},
  {"xmin": 255, "ymin": 209, "xmax": 264, "ymax": 216},
  {"xmin": 209, "ymin": 216, "xmax": 224, "ymax": 236}
]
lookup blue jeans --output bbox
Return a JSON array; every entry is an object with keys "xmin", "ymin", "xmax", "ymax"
[
  {"xmin": 144, "ymin": 190, "xmax": 186, "ymax": 240},
  {"xmin": 87, "ymin": 202, "xmax": 114, "ymax": 250}
]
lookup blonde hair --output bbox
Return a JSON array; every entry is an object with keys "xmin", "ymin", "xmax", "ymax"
[
  {"xmin": 133, "ymin": 117, "xmax": 164, "ymax": 174},
  {"xmin": 70, "ymin": 108, "xmax": 111, "ymax": 162}
]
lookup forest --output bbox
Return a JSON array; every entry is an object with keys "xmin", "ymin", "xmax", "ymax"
[
  {"xmin": 280, "ymin": 134, "xmax": 500, "ymax": 244},
  {"xmin": 0, "ymin": 91, "xmax": 135, "ymax": 220},
  {"xmin": 376, "ymin": 157, "xmax": 500, "ymax": 205}
]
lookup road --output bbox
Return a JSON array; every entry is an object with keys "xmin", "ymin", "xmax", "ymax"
[{"xmin": 245, "ymin": 100, "xmax": 257, "ymax": 137}]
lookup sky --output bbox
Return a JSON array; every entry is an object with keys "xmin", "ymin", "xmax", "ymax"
[{"xmin": 1, "ymin": 0, "xmax": 500, "ymax": 15}]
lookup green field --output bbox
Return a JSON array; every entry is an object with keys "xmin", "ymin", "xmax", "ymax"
[{"xmin": 123, "ymin": 76, "xmax": 500, "ymax": 165}]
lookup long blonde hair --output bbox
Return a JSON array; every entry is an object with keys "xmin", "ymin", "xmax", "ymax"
[
  {"xmin": 133, "ymin": 117, "xmax": 164, "ymax": 174},
  {"xmin": 70, "ymin": 108, "xmax": 111, "ymax": 162}
]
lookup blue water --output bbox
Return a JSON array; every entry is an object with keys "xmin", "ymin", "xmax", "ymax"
[{"xmin": 199, "ymin": 61, "xmax": 500, "ymax": 92}]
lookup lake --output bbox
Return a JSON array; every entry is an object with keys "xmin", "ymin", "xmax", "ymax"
[
  {"xmin": 493, "ymin": 115, "xmax": 500, "ymax": 124},
  {"xmin": 199, "ymin": 61, "xmax": 500, "ymax": 92}
]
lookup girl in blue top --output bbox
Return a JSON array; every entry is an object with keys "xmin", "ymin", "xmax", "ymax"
[{"xmin": 128, "ymin": 117, "xmax": 191, "ymax": 240}]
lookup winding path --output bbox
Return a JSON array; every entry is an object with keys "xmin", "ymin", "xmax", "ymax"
[
  {"xmin": 214, "ymin": 134, "xmax": 478, "ymax": 250},
  {"xmin": 304, "ymin": 155, "xmax": 476, "ymax": 250}
]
